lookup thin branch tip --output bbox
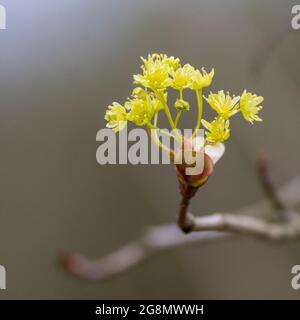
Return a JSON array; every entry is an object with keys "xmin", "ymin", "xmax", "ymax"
[{"xmin": 60, "ymin": 253, "xmax": 91, "ymax": 279}]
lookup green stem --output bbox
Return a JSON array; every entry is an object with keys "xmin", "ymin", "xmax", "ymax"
[
  {"xmin": 153, "ymin": 111, "xmax": 158, "ymax": 127},
  {"xmin": 147, "ymin": 126, "xmax": 171, "ymax": 153},
  {"xmin": 179, "ymin": 89, "xmax": 183, "ymax": 100},
  {"xmin": 148, "ymin": 124, "xmax": 177, "ymax": 139},
  {"xmin": 192, "ymin": 89, "xmax": 203, "ymax": 138},
  {"xmin": 175, "ymin": 111, "xmax": 182, "ymax": 127},
  {"xmin": 175, "ymin": 89, "xmax": 183, "ymax": 127},
  {"xmin": 155, "ymin": 91, "xmax": 176, "ymax": 130},
  {"xmin": 151, "ymin": 111, "xmax": 181, "ymax": 145}
]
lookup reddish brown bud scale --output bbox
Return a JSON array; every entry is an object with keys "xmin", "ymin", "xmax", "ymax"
[{"xmin": 175, "ymin": 153, "xmax": 214, "ymax": 198}]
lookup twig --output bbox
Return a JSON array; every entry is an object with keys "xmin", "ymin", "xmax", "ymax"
[
  {"xmin": 61, "ymin": 164, "xmax": 300, "ymax": 281},
  {"xmin": 60, "ymin": 225, "xmax": 228, "ymax": 281},
  {"xmin": 177, "ymin": 196, "xmax": 192, "ymax": 233},
  {"xmin": 256, "ymin": 154, "xmax": 286, "ymax": 212},
  {"xmin": 187, "ymin": 210, "xmax": 300, "ymax": 240}
]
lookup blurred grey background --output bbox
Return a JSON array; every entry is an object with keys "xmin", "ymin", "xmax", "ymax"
[{"xmin": 0, "ymin": 0, "xmax": 300, "ymax": 299}]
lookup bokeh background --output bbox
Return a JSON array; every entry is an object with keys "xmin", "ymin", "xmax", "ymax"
[{"xmin": 0, "ymin": 0, "xmax": 300, "ymax": 299}]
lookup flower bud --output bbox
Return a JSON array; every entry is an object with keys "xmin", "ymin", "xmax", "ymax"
[{"xmin": 175, "ymin": 99, "xmax": 190, "ymax": 111}]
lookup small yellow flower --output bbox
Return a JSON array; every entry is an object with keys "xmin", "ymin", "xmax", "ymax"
[
  {"xmin": 205, "ymin": 90, "xmax": 240, "ymax": 119},
  {"xmin": 131, "ymin": 87, "xmax": 149, "ymax": 99},
  {"xmin": 156, "ymin": 53, "xmax": 180, "ymax": 70},
  {"xmin": 126, "ymin": 99, "xmax": 154, "ymax": 127},
  {"xmin": 240, "ymin": 90, "xmax": 263, "ymax": 123},
  {"xmin": 171, "ymin": 64, "xmax": 195, "ymax": 90},
  {"xmin": 189, "ymin": 68, "xmax": 214, "ymax": 90},
  {"xmin": 134, "ymin": 54, "xmax": 179, "ymax": 91},
  {"xmin": 201, "ymin": 117, "xmax": 230, "ymax": 143},
  {"xmin": 104, "ymin": 102, "xmax": 127, "ymax": 132},
  {"xmin": 126, "ymin": 90, "xmax": 163, "ymax": 127}
]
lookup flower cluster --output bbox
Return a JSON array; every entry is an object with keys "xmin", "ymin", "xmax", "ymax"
[
  {"xmin": 201, "ymin": 89, "xmax": 263, "ymax": 143},
  {"xmin": 104, "ymin": 54, "xmax": 217, "ymax": 133},
  {"xmin": 105, "ymin": 53, "xmax": 263, "ymax": 146},
  {"xmin": 104, "ymin": 87, "xmax": 163, "ymax": 132},
  {"xmin": 104, "ymin": 53, "xmax": 264, "ymax": 195}
]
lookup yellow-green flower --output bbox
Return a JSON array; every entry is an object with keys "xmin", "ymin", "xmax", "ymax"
[
  {"xmin": 204, "ymin": 90, "xmax": 240, "ymax": 119},
  {"xmin": 155, "ymin": 53, "xmax": 180, "ymax": 70},
  {"xmin": 201, "ymin": 117, "xmax": 230, "ymax": 143},
  {"xmin": 126, "ymin": 99, "xmax": 154, "ymax": 127},
  {"xmin": 189, "ymin": 68, "xmax": 214, "ymax": 90},
  {"xmin": 171, "ymin": 64, "xmax": 195, "ymax": 90},
  {"xmin": 240, "ymin": 90, "xmax": 263, "ymax": 123},
  {"xmin": 126, "ymin": 90, "xmax": 163, "ymax": 127},
  {"xmin": 104, "ymin": 102, "xmax": 127, "ymax": 132},
  {"xmin": 134, "ymin": 54, "xmax": 179, "ymax": 91},
  {"xmin": 131, "ymin": 87, "xmax": 149, "ymax": 99}
]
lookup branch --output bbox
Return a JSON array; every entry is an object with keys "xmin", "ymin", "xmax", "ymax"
[
  {"xmin": 60, "ymin": 225, "xmax": 228, "ymax": 281},
  {"xmin": 61, "ymin": 162, "xmax": 300, "ymax": 281},
  {"xmin": 185, "ymin": 210, "xmax": 300, "ymax": 240}
]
